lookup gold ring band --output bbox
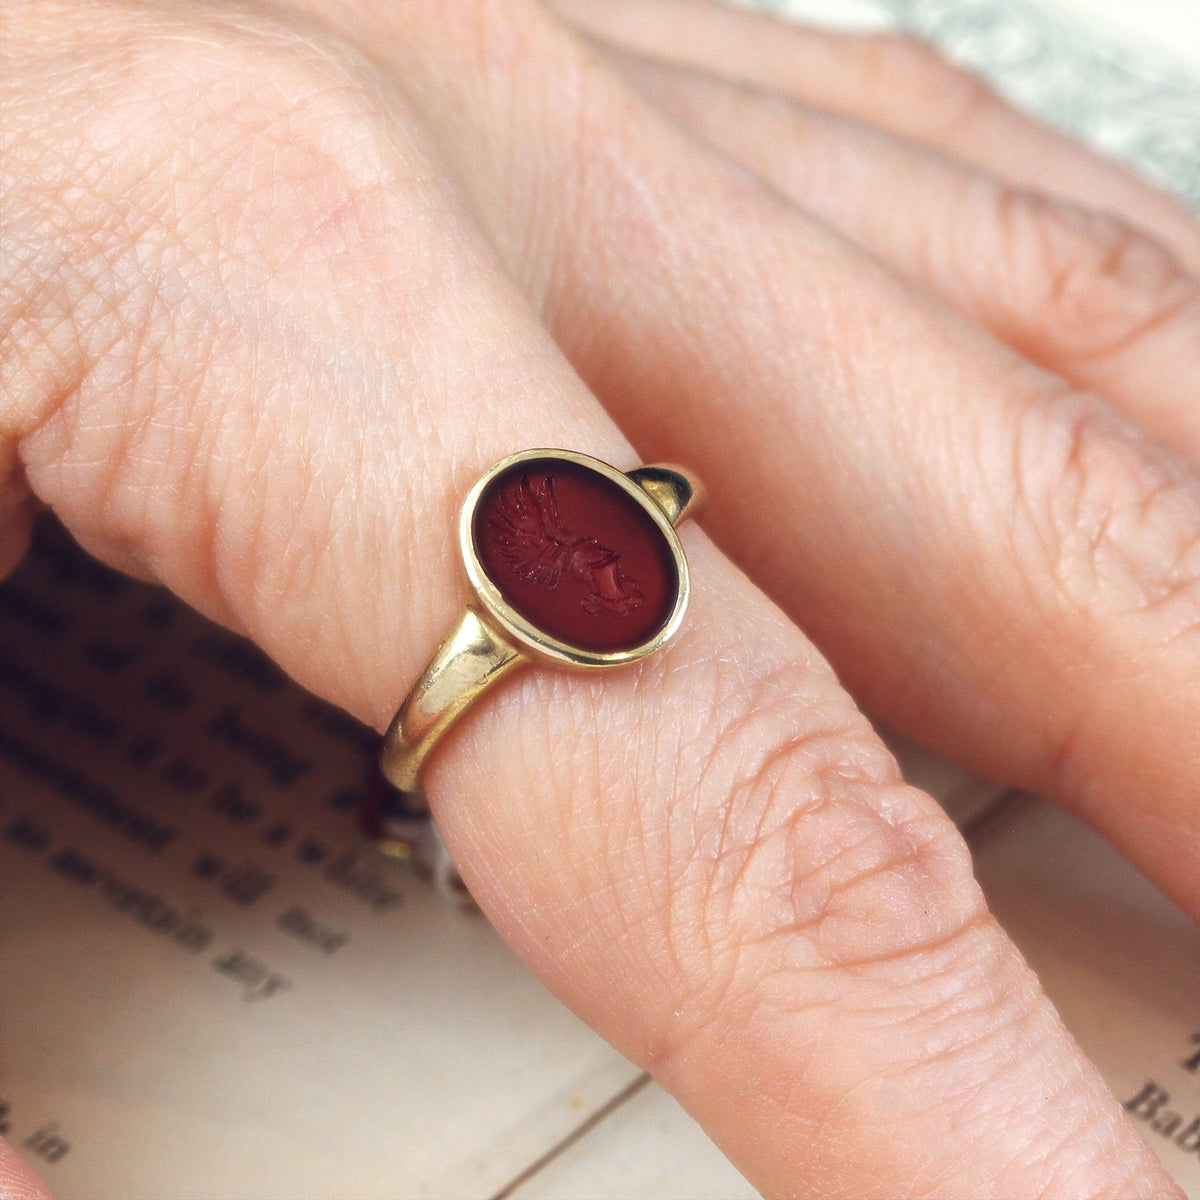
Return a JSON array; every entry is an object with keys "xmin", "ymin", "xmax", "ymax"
[{"xmin": 379, "ymin": 449, "xmax": 703, "ymax": 810}]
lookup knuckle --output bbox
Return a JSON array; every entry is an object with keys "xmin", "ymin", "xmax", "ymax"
[
  {"xmin": 995, "ymin": 188, "xmax": 1200, "ymax": 362},
  {"xmin": 128, "ymin": 16, "xmax": 396, "ymax": 200},
  {"xmin": 661, "ymin": 655, "xmax": 983, "ymax": 996},
  {"xmin": 863, "ymin": 33, "xmax": 1000, "ymax": 138},
  {"xmin": 646, "ymin": 650, "xmax": 991, "ymax": 1088},
  {"xmin": 1009, "ymin": 387, "xmax": 1200, "ymax": 631},
  {"xmin": 12, "ymin": 2, "xmax": 422, "ymax": 281},
  {"xmin": 3, "ymin": 3, "xmax": 399, "ymax": 405}
]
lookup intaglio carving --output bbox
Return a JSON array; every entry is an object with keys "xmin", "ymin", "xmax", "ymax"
[{"xmin": 487, "ymin": 474, "xmax": 646, "ymax": 617}]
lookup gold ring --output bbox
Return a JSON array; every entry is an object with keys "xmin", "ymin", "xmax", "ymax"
[{"xmin": 380, "ymin": 448, "xmax": 703, "ymax": 810}]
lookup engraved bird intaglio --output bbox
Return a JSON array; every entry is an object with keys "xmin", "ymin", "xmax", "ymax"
[{"xmin": 471, "ymin": 456, "xmax": 680, "ymax": 654}]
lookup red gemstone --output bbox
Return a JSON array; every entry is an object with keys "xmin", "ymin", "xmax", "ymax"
[{"xmin": 472, "ymin": 457, "xmax": 679, "ymax": 654}]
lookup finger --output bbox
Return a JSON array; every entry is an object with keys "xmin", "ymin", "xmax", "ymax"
[
  {"xmin": 596, "ymin": 46, "xmax": 1200, "ymax": 463},
  {"xmin": 0, "ymin": 1141, "xmax": 52, "ymax": 1200},
  {"xmin": 414, "ymin": 0, "xmax": 1200, "ymax": 919},
  {"xmin": 548, "ymin": 0, "xmax": 1200, "ymax": 274},
  {"xmin": 2, "ymin": 3, "xmax": 1173, "ymax": 1196}
]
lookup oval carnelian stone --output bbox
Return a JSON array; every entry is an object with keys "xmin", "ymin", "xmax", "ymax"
[{"xmin": 472, "ymin": 457, "xmax": 679, "ymax": 654}]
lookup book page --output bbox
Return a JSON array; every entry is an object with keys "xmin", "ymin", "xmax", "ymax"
[{"xmin": 972, "ymin": 797, "xmax": 1200, "ymax": 1197}]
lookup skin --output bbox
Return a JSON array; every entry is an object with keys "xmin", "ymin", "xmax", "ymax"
[{"xmin": 2, "ymin": 0, "xmax": 1198, "ymax": 1194}]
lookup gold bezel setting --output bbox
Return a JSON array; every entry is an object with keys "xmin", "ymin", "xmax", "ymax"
[
  {"xmin": 380, "ymin": 450, "xmax": 701, "ymax": 802},
  {"xmin": 459, "ymin": 448, "xmax": 691, "ymax": 669}
]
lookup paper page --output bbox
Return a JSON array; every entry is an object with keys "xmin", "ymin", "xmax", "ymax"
[
  {"xmin": 972, "ymin": 797, "xmax": 1200, "ymax": 1198},
  {"xmin": 501, "ymin": 1078, "xmax": 759, "ymax": 1200}
]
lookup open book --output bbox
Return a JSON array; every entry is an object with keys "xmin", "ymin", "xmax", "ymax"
[{"xmin": 2, "ymin": 0, "xmax": 1198, "ymax": 1195}]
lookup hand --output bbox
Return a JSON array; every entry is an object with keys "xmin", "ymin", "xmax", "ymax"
[{"xmin": 3, "ymin": 0, "xmax": 1197, "ymax": 1194}]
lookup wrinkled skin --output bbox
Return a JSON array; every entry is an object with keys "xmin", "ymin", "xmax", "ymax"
[{"xmin": 3, "ymin": 0, "xmax": 1199, "ymax": 1195}]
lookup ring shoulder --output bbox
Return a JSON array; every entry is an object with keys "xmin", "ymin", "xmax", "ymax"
[
  {"xmin": 380, "ymin": 607, "xmax": 525, "ymax": 801},
  {"xmin": 627, "ymin": 465, "xmax": 706, "ymax": 526}
]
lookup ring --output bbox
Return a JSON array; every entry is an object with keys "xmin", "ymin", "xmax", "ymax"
[{"xmin": 379, "ymin": 448, "xmax": 703, "ymax": 811}]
